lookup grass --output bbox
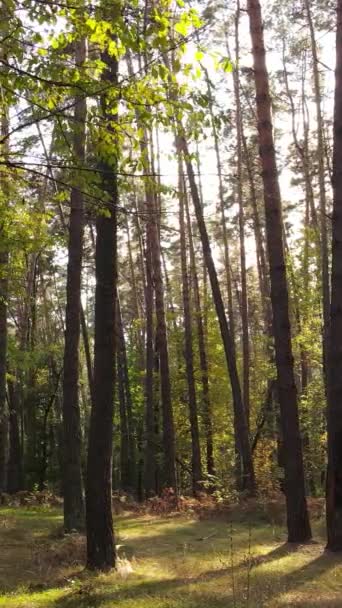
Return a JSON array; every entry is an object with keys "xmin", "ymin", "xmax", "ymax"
[{"xmin": 0, "ymin": 504, "xmax": 341, "ymax": 607}]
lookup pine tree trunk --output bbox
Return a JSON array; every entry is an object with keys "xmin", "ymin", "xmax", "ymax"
[
  {"xmin": 179, "ymin": 136, "xmax": 255, "ymax": 494},
  {"xmin": 7, "ymin": 377, "xmax": 22, "ymax": 493},
  {"xmin": 184, "ymin": 182, "xmax": 215, "ymax": 478},
  {"xmin": 62, "ymin": 36, "xmax": 86, "ymax": 532},
  {"xmin": 0, "ymin": 92, "xmax": 9, "ymax": 493},
  {"xmin": 117, "ymin": 294, "xmax": 136, "ymax": 493},
  {"xmin": 247, "ymin": 0, "xmax": 311, "ymax": 542},
  {"xmin": 143, "ymin": 213, "xmax": 157, "ymax": 496},
  {"xmin": 326, "ymin": 0, "xmax": 342, "ymax": 552},
  {"xmin": 178, "ymin": 160, "xmax": 202, "ymax": 494},
  {"xmin": 144, "ymin": 132, "xmax": 176, "ymax": 490},
  {"xmin": 234, "ymin": 3, "xmax": 250, "ymax": 424},
  {"xmin": 204, "ymin": 68, "xmax": 236, "ymax": 345},
  {"xmin": 80, "ymin": 305, "xmax": 94, "ymax": 406},
  {"xmin": 127, "ymin": 48, "xmax": 176, "ymax": 491},
  {"xmin": 305, "ymin": 0, "xmax": 330, "ymax": 385},
  {"xmin": 86, "ymin": 47, "xmax": 117, "ymax": 571}
]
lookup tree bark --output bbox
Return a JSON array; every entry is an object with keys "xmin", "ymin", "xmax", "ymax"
[
  {"xmin": 143, "ymin": 206, "xmax": 157, "ymax": 496},
  {"xmin": 234, "ymin": 2, "xmax": 250, "ymax": 424},
  {"xmin": 184, "ymin": 180, "xmax": 215, "ymax": 479},
  {"xmin": 116, "ymin": 294, "xmax": 136, "ymax": 493},
  {"xmin": 178, "ymin": 159, "xmax": 202, "ymax": 494},
  {"xmin": 305, "ymin": 0, "xmax": 330, "ymax": 386},
  {"xmin": 143, "ymin": 131, "xmax": 177, "ymax": 490},
  {"xmin": 62, "ymin": 35, "xmax": 86, "ymax": 532},
  {"xmin": 247, "ymin": 0, "xmax": 311, "ymax": 542},
  {"xmin": 0, "ymin": 73, "xmax": 9, "ymax": 492},
  {"xmin": 178, "ymin": 135, "xmax": 255, "ymax": 494},
  {"xmin": 86, "ymin": 45, "xmax": 117, "ymax": 571},
  {"xmin": 204, "ymin": 68, "xmax": 236, "ymax": 347},
  {"xmin": 326, "ymin": 0, "xmax": 342, "ymax": 552},
  {"xmin": 7, "ymin": 377, "xmax": 23, "ymax": 493}
]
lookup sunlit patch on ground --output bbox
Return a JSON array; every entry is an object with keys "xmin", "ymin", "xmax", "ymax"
[{"xmin": 0, "ymin": 506, "xmax": 341, "ymax": 607}]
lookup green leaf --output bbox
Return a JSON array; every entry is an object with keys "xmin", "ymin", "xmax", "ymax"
[
  {"xmin": 174, "ymin": 21, "xmax": 188, "ymax": 36},
  {"xmin": 220, "ymin": 57, "xmax": 233, "ymax": 73}
]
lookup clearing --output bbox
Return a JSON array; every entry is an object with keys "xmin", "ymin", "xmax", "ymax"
[{"xmin": 0, "ymin": 504, "xmax": 341, "ymax": 607}]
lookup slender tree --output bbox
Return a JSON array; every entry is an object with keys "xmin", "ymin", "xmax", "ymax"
[
  {"xmin": 326, "ymin": 0, "xmax": 342, "ymax": 552},
  {"xmin": 0, "ymin": 65, "xmax": 9, "ymax": 492},
  {"xmin": 184, "ymin": 185, "xmax": 215, "ymax": 478},
  {"xmin": 62, "ymin": 34, "xmax": 86, "ymax": 533},
  {"xmin": 178, "ymin": 159, "xmax": 202, "ymax": 494},
  {"xmin": 304, "ymin": 0, "xmax": 330, "ymax": 383},
  {"xmin": 247, "ymin": 0, "xmax": 311, "ymax": 542},
  {"xmin": 179, "ymin": 135, "xmax": 255, "ymax": 493},
  {"xmin": 234, "ymin": 2, "xmax": 250, "ymax": 424}
]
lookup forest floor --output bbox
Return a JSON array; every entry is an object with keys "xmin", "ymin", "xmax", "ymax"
[{"xmin": 0, "ymin": 503, "xmax": 342, "ymax": 607}]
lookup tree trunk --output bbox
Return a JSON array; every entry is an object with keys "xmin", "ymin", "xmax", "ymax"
[
  {"xmin": 62, "ymin": 35, "xmax": 86, "ymax": 532},
  {"xmin": 86, "ymin": 46, "xmax": 117, "ymax": 571},
  {"xmin": 326, "ymin": 0, "xmax": 342, "ymax": 552},
  {"xmin": 144, "ymin": 133, "xmax": 177, "ymax": 490},
  {"xmin": 7, "ymin": 377, "xmax": 23, "ymax": 493},
  {"xmin": 247, "ymin": 0, "xmax": 311, "ymax": 542},
  {"xmin": 143, "ymin": 207, "xmax": 157, "ymax": 496},
  {"xmin": 204, "ymin": 68, "xmax": 236, "ymax": 346},
  {"xmin": 80, "ymin": 305, "xmax": 95, "ymax": 406},
  {"xmin": 178, "ymin": 159, "xmax": 202, "ymax": 494},
  {"xmin": 305, "ymin": 0, "xmax": 330, "ymax": 386},
  {"xmin": 234, "ymin": 3, "xmax": 250, "ymax": 424},
  {"xmin": 0, "ymin": 81, "xmax": 9, "ymax": 493},
  {"xmin": 117, "ymin": 294, "xmax": 136, "ymax": 493},
  {"xmin": 126, "ymin": 52, "xmax": 176, "ymax": 491},
  {"xmin": 184, "ymin": 179, "xmax": 215, "ymax": 479},
  {"xmin": 179, "ymin": 135, "xmax": 255, "ymax": 494}
]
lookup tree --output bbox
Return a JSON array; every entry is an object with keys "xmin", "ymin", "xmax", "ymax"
[
  {"xmin": 326, "ymin": 0, "xmax": 342, "ymax": 552},
  {"xmin": 178, "ymin": 159, "xmax": 202, "ymax": 494},
  {"xmin": 184, "ymin": 183, "xmax": 215, "ymax": 479},
  {"xmin": 62, "ymin": 34, "xmax": 86, "ymax": 533},
  {"xmin": 247, "ymin": 0, "xmax": 311, "ymax": 542},
  {"xmin": 178, "ymin": 135, "xmax": 255, "ymax": 494},
  {"xmin": 86, "ymin": 43, "xmax": 118, "ymax": 570},
  {"xmin": 0, "ymin": 68, "xmax": 9, "ymax": 493}
]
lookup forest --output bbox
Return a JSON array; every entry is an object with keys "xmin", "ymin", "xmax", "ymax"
[{"xmin": 1, "ymin": 0, "xmax": 342, "ymax": 606}]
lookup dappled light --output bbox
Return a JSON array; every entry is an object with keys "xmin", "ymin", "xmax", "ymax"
[
  {"xmin": 1, "ymin": 507, "xmax": 342, "ymax": 607},
  {"xmin": 1, "ymin": 0, "xmax": 342, "ymax": 604}
]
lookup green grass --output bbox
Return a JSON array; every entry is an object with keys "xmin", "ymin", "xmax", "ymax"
[{"xmin": 0, "ymin": 505, "xmax": 341, "ymax": 607}]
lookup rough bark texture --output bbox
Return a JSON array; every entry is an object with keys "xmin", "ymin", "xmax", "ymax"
[
  {"xmin": 179, "ymin": 136, "xmax": 255, "ymax": 494},
  {"xmin": 62, "ymin": 36, "xmax": 86, "ymax": 533},
  {"xmin": 326, "ymin": 0, "xmax": 342, "ymax": 552},
  {"xmin": 86, "ymin": 47, "xmax": 117, "ymax": 571},
  {"xmin": 247, "ymin": 0, "xmax": 311, "ymax": 542}
]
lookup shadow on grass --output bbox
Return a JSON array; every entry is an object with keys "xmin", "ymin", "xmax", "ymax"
[
  {"xmin": 52, "ymin": 550, "xmax": 339, "ymax": 608},
  {"xmin": 53, "ymin": 574, "xmax": 234, "ymax": 608},
  {"xmin": 0, "ymin": 509, "xmax": 338, "ymax": 607}
]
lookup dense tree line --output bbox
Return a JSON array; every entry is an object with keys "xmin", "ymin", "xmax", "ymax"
[{"xmin": 0, "ymin": 0, "xmax": 342, "ymax": 568}]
